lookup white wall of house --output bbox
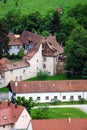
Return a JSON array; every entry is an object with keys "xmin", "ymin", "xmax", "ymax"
[
  {"xmin": 27, "ymin": 44, "xmax": 43, "ymax": 77},
  {"xmin": 43, "ymin": 56, "xmax": 58, "ymax": 75},
  {"xmin": 12, "ymin": 91, "xmax": 87, "ymax": 103},
  {"xmin": 3, "ymin": 66, "xmax": 31, "ymax": 87},
  {"xmin": 0, "ymin": 124, "xmax": 13, "ymax": 130},
  {"xmin": 15, "ymin": 108, "xmax": 32, "ymax": 130},
  {"xmin": 9, "ymin": 45, "xmax": 22, "ymax": 55}
]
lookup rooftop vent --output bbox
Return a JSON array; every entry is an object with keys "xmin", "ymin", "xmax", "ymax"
[{"xmin": 3, "ymin": 116, "xmax": 7, "ymax": 120}]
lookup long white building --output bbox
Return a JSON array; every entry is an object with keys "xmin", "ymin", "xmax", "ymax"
[{"xmin": 7, "ymin": 80, "xmax": 87, "ymax": 102}]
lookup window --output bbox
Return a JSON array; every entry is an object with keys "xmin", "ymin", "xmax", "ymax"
[
  {"xmin": 70, "ymin": 96, "xmax": 74, "ymax": 100},
  {"xmin": 23, "ymin": 69, "xmax": 25, "ymax": 73},
  {"xmin": 10, "ymin": 70, "xmax": 13, "ymax": 73},
  {"xmin": 62, "ymin": 96, "xmax": 66, "ymax": 99},
  {"xmin": 15, "ymin": 76, "xmax": 18, "ymax": 81},
  {"xmin": 78, "ymin": 95, "xmax": 81, "ymax": 99},
  {"xmin": 43, "ymin": 64, "xmax": 46, "ymax": 69},
  {"xmin": 45, "ymin": 96, "xmax": 49, "ymax": 100},
  {"xmin": 54, "ymin": 96, "xmax": 57, "ymax": 99},
  {"xmin": 20, "ymin": 76, "xmax": 22, "ymax": 80},
  {"xmin": 43, "ymin": 57, "xmax": 46, "ymax": 62},
  {"xmin": 37, "ymin": 97, "xmax": 40, "ymax": 101},
  {"xmin": 37, "ymin": 59, "xmax": 38, "ymax": 62}
]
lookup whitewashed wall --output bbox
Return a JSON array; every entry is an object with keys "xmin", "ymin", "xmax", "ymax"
[
  {"xmin": 0, "ymin": 125, "xmax": 13, "ymax": 130},
  {"xmin": 3, "ymin": 66, "xmax": 31, "ymax": 86},
  {"xmin": 15, "ymin": 108, "xmax": 32, "ymax": 130},
  {"xmin": 9, "ymin": 45, "xmax": 22, "ymax": 55},
  {"xmin": 43, "ymin": 56, "xmax": 58, "ymax": 76},
  {"xmin": 12, "ymin": 91, "xmax": 87, "ymax": 102},
  {"xmin": 27, "ymin": 44, "xmax": 43, "ymax": 77}
]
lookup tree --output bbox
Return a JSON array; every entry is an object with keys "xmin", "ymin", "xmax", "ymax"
[
  {"xmin": 0, "ymin": 21, "xmax": 9, "ymax": 58},
  {"xmin": 69, "ymin": 4, "xmax": 87, "ymax": 29},
  {"xmin": 65, "ymin": 26, "xmax": 87, "ymax": 76},
  {"xmin": 15, "ymin": 96, "xmax": 35, "ymax": 113},
  {"xmin": 37, "ymin": 70, "xmax": 48, "ymax": 80},
  {"xmin": 82, "ymin": 62, "xmax": 87, "ymax": 79},
  {"xmin": 50, "ymin": 11, "xmax": 61, "ymax": 34},
  {"xmin": 32, "ymin": 106, "xmax": 49, "ymax": 119},
  {"xmin": 18, "ymin": 48, "xmax": 24, "ymax": 59}
]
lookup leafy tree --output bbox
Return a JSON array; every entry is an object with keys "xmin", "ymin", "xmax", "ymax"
[
  {"xmin": 18, "ymin": 48, "xmax": 24, "ymax": 59},
  {"xmin": 0, "ymin": 21, "xmax": 9, "ymax": 58},
  {"xmin": 65, "ymin": 26, "xmax": 87, "ymax": 76},
  {"xmin": 82, "ymin": 62, "xmax": 87, "ymax": 79},
  {"xmin": 32, "ymin": 106, "xmax": 49, "ymax": 119},
  {"xmin": 37, "ymin": 70, "xmax": 48, "ymax": 80},
  {"xmin": 50, "ymin": 11, "xmax": 61, "ymax": 34},
  {"xmin": 69, "ymin": 4, "xmax": 87, "ymax": 29},
  {"xmin": 15, "ymin": 96, "xmax": 35, "ymax": 113}
]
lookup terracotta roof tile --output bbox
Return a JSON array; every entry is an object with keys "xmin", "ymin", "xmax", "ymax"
[
  {"xmin": 0, "ymin": 101, "xmax": 24, "ymax": 126},
  {"xmin": 32, "ymin": 119, "xmax": 87, "ymax": 130},
  {"xmin": 0, "ymin": 58, "xmax": 30, "ymax": 73},
  {"xmin": 8, "ymin": 80, "xmax": 87, "ymax": 94},
  {"xmin": 8, "ymin": 33, "xmax": 22, "ymax": 46}
]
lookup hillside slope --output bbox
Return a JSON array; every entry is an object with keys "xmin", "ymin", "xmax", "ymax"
[{"xmin": 0, "ymin": 0, "xmax": 87, "ymax": 17}]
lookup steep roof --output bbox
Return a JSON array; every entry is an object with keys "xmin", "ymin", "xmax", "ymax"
[
  {"xmin": 32, "ymin": 119, "xmax": 87, "ymax": 130},
  {"xmin": 42, "ymin": 36, "xmax": 63, "ymax": 57},
  {"xmin": 0, "ymin": 58, "xmax": 30, "ymax": 74},
  {"xmin": 20, "ymin": 30, "xmax": 44, "ymax": 46},
  {"xmin": 8, "ymin": 33, "xmax": 22, "ymax": 46},
  {"xmin": 8, "ymin": 80, "xmax": 87, "ymax": 94},
  {"xmin": 0, "ymin": 101, "xmax": 24, "ymax": 126}
]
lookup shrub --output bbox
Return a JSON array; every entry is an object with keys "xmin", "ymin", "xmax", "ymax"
[
  {"xmin": 37, "ymin": 70, "xmax": 48, "ymax": 80},
  {"xmin": 51, "ymin": 98, "xmax": 60, "ymax": 105}
]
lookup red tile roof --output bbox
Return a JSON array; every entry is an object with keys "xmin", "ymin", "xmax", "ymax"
[
  {"xmin": 8, "ymin": 80, "xmax": 87, "ymax": 94},
  {"xmin": 20, "ymin": 30, "xmax": 44, "ymax": 45},
  {"xmin": 32, "ymin": 119, "xmax": 87, "ymax": 130},
  {"xmin": 8, "ymin": 33, "xmax": 22, "ymax": 46},
  {"xmin": 42, "ymin": 36, "xmax": 63, "ymax": 57},
  {"xmin": 0, "ymin": 101, "xmax": 24, "ymax": 126},
  {"xmin": 0, "ymin": 58, "xmax": 30, "ymax": 73}
]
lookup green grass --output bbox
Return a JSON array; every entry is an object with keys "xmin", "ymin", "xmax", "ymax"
[
  {"xmin": 0, "ymin": 87, "xmax": 9, "ymax": 92},
  {"xmin": 31, "ymin": 107, "xmax": 87, "ymax": 119},
  {"xmin": 0, "ymin": 0, "xmax": 87, "ymax": 17},
  {"xmin": 26, "ymin": 74, "xmax": 67, "ymax": 81}
]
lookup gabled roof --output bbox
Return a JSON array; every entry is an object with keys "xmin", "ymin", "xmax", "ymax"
[
  {"xmin": 0, "ymin": 58, "xmax": 30, "ymax": 73},
  {"xmin": 8, "ymin": 33, "xmax": 22, "ymax": 46},
  {"xmin": 8, "ymin": 80, "xmax": 87, "ymax": 94},
  {"xmin": 0, "ymin": 101, "xmax": 24, "ymax": 126},
  {"xmin": 42, "ymin": 36, "xmax": 63, "ymax": 57},
  {"xmin": 32, "ymin": 119, "xmax": 87, "ymax": 130},
  {"xmin": 20, "ymin": 30, "xmax": 44, "ymax": 45}
]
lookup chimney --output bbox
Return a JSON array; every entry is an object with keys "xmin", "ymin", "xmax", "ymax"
[
  {"xmin": 15, "ymin": 81, "xmax": 18, "ymax": 87},
  {"xmin": 15, "ymin": 103, "xmax": 18, "ymax": 108},
  {"xmin": 8, "ymin": 102, "xmax": 10, "ymax": 106},
  {"xmin": 68, "ymin": 117, "xmax": 71, "ymax": 123}
]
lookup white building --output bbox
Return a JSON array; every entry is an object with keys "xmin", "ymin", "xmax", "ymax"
[
  {"xmin": 7, "ymin": 80, "xmax": 87, "ymax": 102},
  {"xmin": 0, "ymin": 31, "xmax": 63, "ymax": 88},
  {"xmin": 0, "ymin": 101, "xmax": 32, "ymax": 130}
]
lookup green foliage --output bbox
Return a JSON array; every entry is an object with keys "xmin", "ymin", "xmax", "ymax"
[
  {"xmin": 18, "ymin": 48, "xmax": 24, "ymax": 59},
  {"xmin": 65, "ymin": 26, "xmax": 87, "ymax": 76},
  {"xmin": 31, "ymin": 107, "xmax": 87, "ymax": 119},
  {"xmin": 37, "ymin": 71, "xmax": 48, "ymax": 80},
  {"xmin": 32, "ymin": 106, "xmax": 49, "ymax": 119},
  {"xmin": 82, "ymin": 62, "xmax": 87, "ymax": 79},
  {"xmin": 15, "ymin": 96, "xmax": 35, "ymax": 113},
  {"xmin": 0, "ymin": 21, "xmax": 9, "ymax": 58},
  {"xmin": 51, "ymin": 98, "xmax": 60, "ymax": 105},
  {"xmin": 50, "ymin": 11, "xmax": 60, "ymax": 34},
  {"xmin": 79, "ymin": 98, "xmax": 86, "ymax": 104}
]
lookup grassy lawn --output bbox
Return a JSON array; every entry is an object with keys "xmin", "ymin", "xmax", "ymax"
[
  {"xmin": 0, "ymin": 0, "xmax": 87, "ymax": 17},
  {"xmin": 26, "ymin": 73, "xmax": 67, "ymax": 81},
  {"xmin": 0, "ymin": 87, "xmax": 9, "ymax": 93},
  {"xmin": 31, "ymin": 107, "xmax": 87, "ymax": 119}
]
